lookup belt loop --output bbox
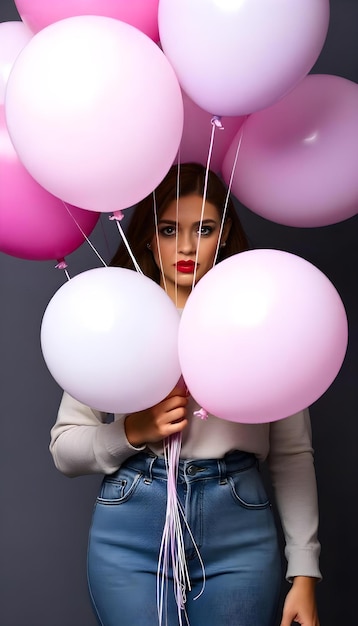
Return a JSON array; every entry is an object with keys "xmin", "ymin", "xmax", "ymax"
[
  {"xmin": 144, "ymin": 453, "xmax": 156, "ymax": 484},
  {"xmin": 218, "ymin": 458, "xmax": 227, "ymax": 485}
]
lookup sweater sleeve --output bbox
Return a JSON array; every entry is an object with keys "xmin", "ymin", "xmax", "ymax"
[
  {"xmin": 49, "ymin": 392, "xmax": 145, "ymax": 477},
  {"xmin": 267, "ymin": 408, "xmax": 322, "ymax": 582}
]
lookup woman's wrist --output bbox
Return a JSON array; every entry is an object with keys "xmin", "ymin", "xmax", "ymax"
[
  {"xmin": 124, "ymin": 412, "xmax": 146, "ymax": 447},
  {"xmin": 292, "ymin": 576, "xmax": 318, "ymax": 589}
]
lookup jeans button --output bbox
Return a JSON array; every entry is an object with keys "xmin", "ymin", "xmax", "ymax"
[{"xmin": 187, "ymin": 465, "xmax": 196, "ymax": 475}]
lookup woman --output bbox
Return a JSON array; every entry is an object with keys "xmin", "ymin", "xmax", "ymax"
[{"xmin": 50, "ymin": 163, "xmax": 321, "ymax": 626}]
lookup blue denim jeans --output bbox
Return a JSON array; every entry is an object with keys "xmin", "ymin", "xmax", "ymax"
[{"xmin": 87, "ymin": 450, "xmax": 281, "ymax": 626}]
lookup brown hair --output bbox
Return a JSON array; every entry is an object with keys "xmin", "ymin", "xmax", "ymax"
[{"xmin": 110, "ymin": 162, "xmax": 249, "ymax": 283}]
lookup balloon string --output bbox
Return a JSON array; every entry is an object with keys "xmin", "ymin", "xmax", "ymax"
[
  {"xmin": 61, "ymin": 202, "xmax": 108, "ymax": 267},
  {"xmin": 152, "ymin": 191, "xmax": 168, "ymax": 293},
  {"xmin": 191, "ymin": 116, "xmax": 220, "ymax": 290},
  {"xmin": 192, "ymin": 118, "xmax": 247, "ymax": 424},
  {"xmin": 175, "ymin": 157, "xmax": 181, "ymax": 308},
  {"xmin": 98, "ymin": 214, "xmax": 114, "ymax": 260},
  {"xmin": 212, "ymin": 117, "xmax": 248, "ymax": 267},
  {"xmin": 157, "ymin": 432, "xmax": 206, "ymax": 626},
  {"xmin": 110, "ymin": 215, "xmax": 143, "ymax": 274},
  {"xmin": 225, "ymin": 116, "xmax": 248, "ymax": 197}
]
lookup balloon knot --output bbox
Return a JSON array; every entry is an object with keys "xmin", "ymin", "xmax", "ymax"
[
  {"xmin": 55, "ymin": 259, "xmax": 68, "ymax": 269},
  {"xmin": 109, "ymin": 210, "xmax": 124, "ymax": 221},
  {"xmin": 211, "ymin": 115, "xmax": 224, "ymax": 130},
  {"xmin": 193, "ymin": 408, "xmax": 208, "ymax": 420}
]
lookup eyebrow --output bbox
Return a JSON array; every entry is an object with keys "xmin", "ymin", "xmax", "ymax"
[{"xmin": 158, "ymin": 219, "xmax": 218, "ymax": 225}]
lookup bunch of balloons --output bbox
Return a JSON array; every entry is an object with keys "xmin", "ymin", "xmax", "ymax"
[{"xmin": 0, "ymin": 0, "xmax": 350, "ymax": 420}]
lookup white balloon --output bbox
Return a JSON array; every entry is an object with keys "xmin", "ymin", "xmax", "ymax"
[{"xmin": 41, "ymin": 267, "xmax": 181, "ymax": 413}]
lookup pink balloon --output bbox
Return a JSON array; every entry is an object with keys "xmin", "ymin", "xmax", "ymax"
[
  {"xmin": 0, "ymin": 21, "xmax": 33, "ymax": 104},
  {"xmin": 0, "ymin": 107, "xmax": 99, "ymax": 261},
  {"xmin": 15, "ymin": 0, "xmax": 160, "ymax": 41},
  {"xmin": 159, "ymin": 0, "xmax": 329, "ymax": 116},
  {"xmin": 175, "ymin": 90, "xmax": 245, "ymax": 173},
  {"xmin": 5, "ymin": 16, "xmax": 183, "ymax": 213},
  {"xmin": 179, "ymin": 250, "xmax": 348, "ymax": 424},
  {"xmin": 223, "ymin": 75, "xmax": 358, "ymax": 227},
  {"xmin": 41, "ymin": 267, "xmax": 181, "ymax": 414}
]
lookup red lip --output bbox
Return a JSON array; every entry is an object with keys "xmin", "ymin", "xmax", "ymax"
[{"xmin": 176, "ymin": 260, "xmax": 196, "ymax": 273}]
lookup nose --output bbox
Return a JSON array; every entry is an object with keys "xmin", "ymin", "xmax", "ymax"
[{"xmin": 177, "ymin": 230, "xmax": 196, "ymax": 255}]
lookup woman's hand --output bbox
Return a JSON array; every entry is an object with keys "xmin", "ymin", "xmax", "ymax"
[
  {"xmin": 280, "ymin": 576, "xmax": 320, "ymax": 626},
  {"xmin": 124, "ymin": 385, "xmax": 189, "ymax": 447}
]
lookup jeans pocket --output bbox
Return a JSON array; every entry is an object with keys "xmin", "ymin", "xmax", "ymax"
[
  {"xmin": 228, "ymin": 465, "xmax": 270, "ymax": 510},
  {"xmin": 97, "ymin": 466, "xmax": 143, "ymax": 505}
]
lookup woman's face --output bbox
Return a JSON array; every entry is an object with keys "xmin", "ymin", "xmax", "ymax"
[{"xmin": 150, "ymin": 193, "xmax": 231, "ymax": 306}]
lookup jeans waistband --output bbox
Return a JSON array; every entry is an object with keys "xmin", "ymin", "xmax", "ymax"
[{"xmin": 120, "ymin": 449, "xmax": 257, "ymax": 483}]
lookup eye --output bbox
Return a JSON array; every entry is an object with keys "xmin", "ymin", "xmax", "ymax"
[
  {"xmin": 159, "ymin": 225, "xmax": 177, "ymax": 236},
  {"xmin": 197, "ymin": 225, "xmax": 214, "ymax": 236}
]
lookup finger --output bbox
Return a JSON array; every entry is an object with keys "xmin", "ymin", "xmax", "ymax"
[
  {"xmin": 162, "ymin": 395, "xmax": 188, "ymax": 412},
  {"xmin": 164, "ymin": 417, "xmax": 188, "ymax": 435},
  {"xmin": 163, "ymin": 406, "xmax": 187, "ymax": 424}
]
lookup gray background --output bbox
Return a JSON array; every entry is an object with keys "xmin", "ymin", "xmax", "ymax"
[{"xmin": 0, "ymin": 1, "xmax": 357, "ymax": 625}]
